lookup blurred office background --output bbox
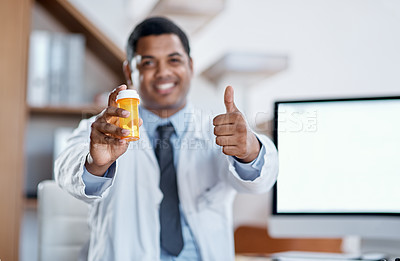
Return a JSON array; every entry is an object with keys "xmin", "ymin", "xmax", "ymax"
[{"xmin": 1, "ymin": 0, "xmax": 400, "ymax": 260}]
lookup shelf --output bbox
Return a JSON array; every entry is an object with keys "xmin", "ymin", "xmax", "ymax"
[
  {"xmin": 149, "ymin": 0, "xmax": 226, "ymax": 34},
  {"xmin": 29, "ymin": 105, "xmax": 103, "ymax": 117},
  {"xmin": 36, "ymin": 0, "xmax": 125, "ymax": 81},
  {"xmin": 201, "ymin": 52, "xmax": 288, "ymax": 85},
  {"xmin": 25, "ymin": 0, "xmax": 123, "ymax": 200},
  {"xmin": 24, "ymin": 197, "xmax": 38, "ymax": 210}
]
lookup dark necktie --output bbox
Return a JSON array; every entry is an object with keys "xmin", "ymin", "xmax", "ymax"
[{"xmin": 155, "ymin": 123, "xmax": 184, "ymax": 256}]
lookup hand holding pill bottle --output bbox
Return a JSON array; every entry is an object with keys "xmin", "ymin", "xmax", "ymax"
[{"xmin": 116, "ymin": 89, "xmax": 140, "ymax": 141}]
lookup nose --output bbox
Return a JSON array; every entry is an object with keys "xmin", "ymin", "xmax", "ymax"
[{"xmin": 155, "ymin": 61, "xmax": 172, "ymax": 79}]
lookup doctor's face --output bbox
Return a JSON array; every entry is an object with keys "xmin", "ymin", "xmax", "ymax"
[{"xmin": 132, "ymin": 34, "xmax": 193, "ymax": 116}]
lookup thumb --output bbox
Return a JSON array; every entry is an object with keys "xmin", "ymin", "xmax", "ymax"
[{"xmin": 224, "ymin": 86, "xmax": 239, "ymax": 113}]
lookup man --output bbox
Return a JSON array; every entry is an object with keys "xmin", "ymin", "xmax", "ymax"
[{"xmin": 55, "ymin": 17, "xmax": 278, "ymax": 260}]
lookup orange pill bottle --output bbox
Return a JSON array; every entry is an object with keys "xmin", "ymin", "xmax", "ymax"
[{"xmin": 116, "ymin": 89, "xmax": 140, "ymax": 141}]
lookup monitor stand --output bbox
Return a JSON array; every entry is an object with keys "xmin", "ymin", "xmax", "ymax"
[
  {"xmin": 344, "ymin": 236, "xmax": 400, "ymax": 259},
  {"xmin": 360, "ymin": 238, "xmax": 400, "ymax": 258},
  {"xmin": 272, "ymin": 238, "xmax": 400, "ymax": 261}
]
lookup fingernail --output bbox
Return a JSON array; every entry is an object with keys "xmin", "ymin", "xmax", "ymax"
[
  {"xmin": 122, "ymin": 129, "xmax": 130, "ymax": 136},
  {"xmin": 122, "ymin": 110, "xmax": 130, "ymax": 117}
]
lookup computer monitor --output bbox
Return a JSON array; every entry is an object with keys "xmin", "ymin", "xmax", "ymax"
[{"xmin": 269, "ymin": 96, "xmax": 400, "ymax": 255}]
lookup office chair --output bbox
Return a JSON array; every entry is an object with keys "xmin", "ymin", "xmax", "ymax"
[{"xmin": 37, "ymin": 180, "xmax": 90, "ymax": 261}]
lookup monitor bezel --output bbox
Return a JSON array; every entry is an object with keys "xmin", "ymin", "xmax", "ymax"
[{"xmin": 272, "ymin": 95, "xmax": 400, "ymax": 217}]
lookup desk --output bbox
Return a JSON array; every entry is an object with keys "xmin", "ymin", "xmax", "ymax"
[{"xmin": 236, "ymin": 252, "xmax": 399, "ymax": 261}]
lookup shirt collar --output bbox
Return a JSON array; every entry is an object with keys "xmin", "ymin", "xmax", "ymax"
[{"xmin": 139, "ymin": 104, "xmax": 190, "ymax": 139}]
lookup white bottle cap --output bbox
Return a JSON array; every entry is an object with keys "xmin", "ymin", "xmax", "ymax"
[{"xmin": 116, "ymin": 89, "xmax": 140, "ymax": 101}]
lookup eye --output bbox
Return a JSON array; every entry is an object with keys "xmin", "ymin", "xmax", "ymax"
[
  {"xmin": 141, "ymin": 60, "xmax": 155, "ymax": 68},
  {"xmin": 169, "ymin": 57, "xmax": 182, "ymax": 65}
]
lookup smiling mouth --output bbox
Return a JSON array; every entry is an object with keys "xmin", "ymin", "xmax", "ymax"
[{"xmin": 155, "ymin": 82, "xmax": 175, "ymax": 94}]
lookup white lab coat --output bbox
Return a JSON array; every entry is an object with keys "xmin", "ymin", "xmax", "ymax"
[{"xmin": 54, "ymin": 107, "xmax": 278, "ymax": 261}]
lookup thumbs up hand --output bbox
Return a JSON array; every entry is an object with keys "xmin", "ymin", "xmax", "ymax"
[{"xmin": 213, "ymin": 86, "xmax": 261, "ymax": 163}]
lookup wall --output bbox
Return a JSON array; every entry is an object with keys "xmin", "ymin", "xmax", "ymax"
[
  {"xmin": 189, "ymin": 0, "xmax": 400, "ymax": 228},
  {"xmin": 67, "ymin": 0, "xmax": 140, "ymax": 51},
  {"xmin": 61, "ymin": 0, "xmax": 400, "ymax": 229},
  {"xmin": 192, "ymin": 0, "xmax": 400, "ymax": 124}
]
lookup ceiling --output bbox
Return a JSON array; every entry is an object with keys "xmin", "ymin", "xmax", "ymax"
[{"xmin": 68, "ymin": 0, "xmax": 226, "ymax": 50}]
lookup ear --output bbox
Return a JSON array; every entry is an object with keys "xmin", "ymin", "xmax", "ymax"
[
  {"xmin": 122, "ymin": 60, "xmax": 132, "ymax": 87},
  {"xmin": 189, "ymin": 57, "xmax": 194, "ymax": 76}
]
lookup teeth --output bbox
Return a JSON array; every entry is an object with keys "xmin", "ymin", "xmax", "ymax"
[{"xmin": 156, "ymin": 83, "xmax": 174, "ymax": 90}]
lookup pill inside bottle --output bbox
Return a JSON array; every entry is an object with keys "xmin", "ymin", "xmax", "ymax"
[{"xmin": 116, "ymin": 89, "xmax": 140, "ymax": 141}]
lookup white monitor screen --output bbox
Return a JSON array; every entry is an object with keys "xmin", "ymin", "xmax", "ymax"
[{"xmin": 274, "ymin": 97, "xmax": 400, "ymax": 214}]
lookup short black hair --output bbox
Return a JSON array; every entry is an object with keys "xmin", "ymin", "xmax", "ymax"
[{"xmin": 126, "ymin": 16, "xmax": 191, "ymax": 62}]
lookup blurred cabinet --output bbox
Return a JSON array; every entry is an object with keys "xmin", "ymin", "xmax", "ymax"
[
  {"xmin": 25, "ymin": 0, "xmax": 126, "ymax": 197},
  {"xmin": 0, "ymin": 0, "xmax": 31, "ymax": 259}
]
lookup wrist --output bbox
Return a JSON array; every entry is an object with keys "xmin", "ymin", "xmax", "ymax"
[
  {"xmin": 237, "ymin": 134, "xmax": 261, "ymax": 163},
  {"xmin": 85, "ymin": 153, "xmax": 113, "ymax": 177}
]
